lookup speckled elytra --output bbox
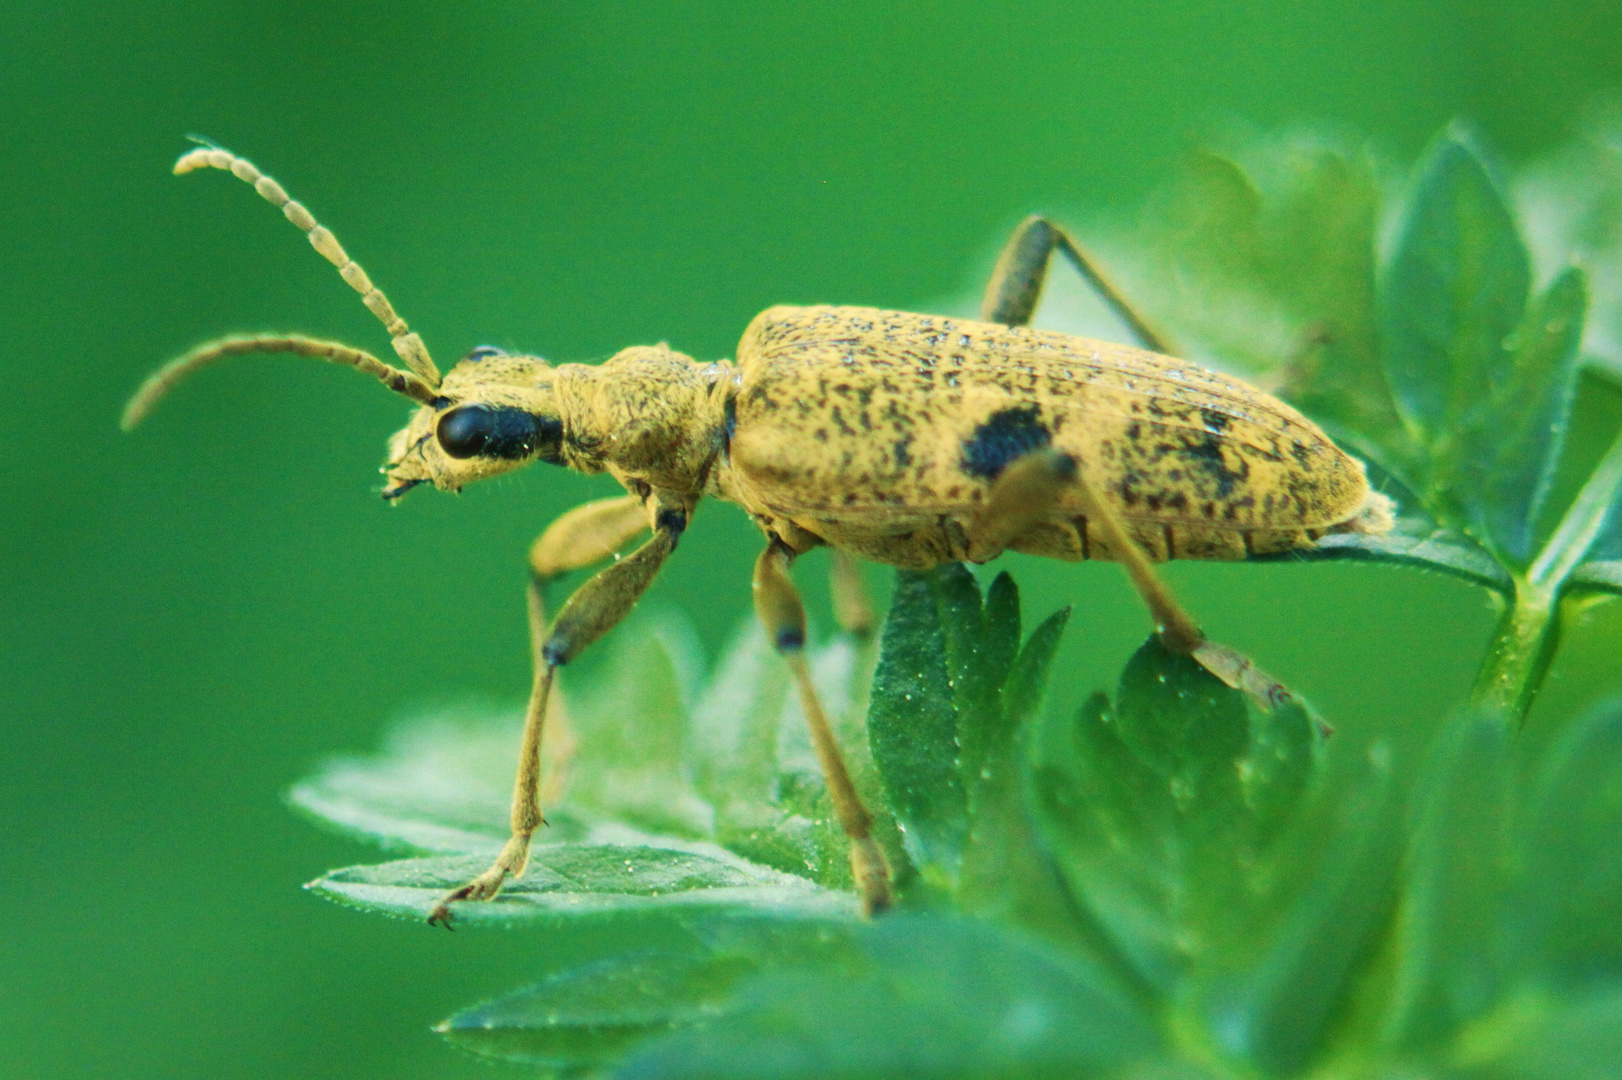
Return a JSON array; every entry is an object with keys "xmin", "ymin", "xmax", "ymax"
[{"xmin": 125, "ymin": 144, "xmax": 1394, "ymax": 925}]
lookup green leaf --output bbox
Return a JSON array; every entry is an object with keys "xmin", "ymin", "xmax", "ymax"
[
  {"xmin": 438, "ymin": 916, "xmax": 865, "ymax": 1071},
  {"xmin": 1114, "ymin": 637, "xmax": 1251, "ymax": 806},
  {"xmin": 868, "ymin": 565, "xmax": 1085, "ymax": 926},
  {"xmin": 1536, "ymin": 426, "xmax": 1622, "ymax": 593},
  {"xmin": 866, "ymin": 567, "xmax": 973, "ymax": 887},
  {"xmin": 1138, "ymin": 141, "xmax": 1403, "ymax": 452},
  {"xmin": 690, "ymin": 621, "xmax": 789, "ymax": 816},
  {"xmin": 1514, "ymin": 697, "xmax": 1622, "ymax": 990},
  {"xmin": 1382, "ymin": 709, "xmax": 1513, "ymax": 1052},
  {"xmin": 440, "ymin": 948, "xmax": 754, "ymax": 1074},
  {"xmin": 287, "ymin": 610, "xmax": 715, "ymax": 855},
  {"xmin": 1379, "ymin": 129, "xmax": 1532, "ymax": 502},
  {"xmin": 997, "ymin": 606, "xmax": 1069, "ymax": 745},
  {"xmin": 1457, "ymin": 268, "xmax": 1588, "ymax": 567},
  {"xmin": 956, "ymin": 606, "xmax": 1090, "ymax": 949},
  {"xmin": 1030, "ymin": 689, "xmax": 1182, "ymax": 986},
  {"xmin": 1196, "ymin": 746, "xmax": 1405, "ymax": 1076},
  {"xmin": 688, "ymin": 622, "xmax": 830, "ymax": 882},
  {"xmin": 959, "ymin": 571, "xmax": 1023, "ymax": 787},
  {"xmin": 565, "ymin": 609, "xmax": 713, "ymax": 839},
  {"xmin": 1264, "ymin": 515, "xmax": 1513, "ymax": 593},
  {"xmin": 287, "ymin": 703, "xmax": 561, "ymax": 855},
  {"xmin": 767, "ymin": 633, "xmax": 898, "ymax": 892},
  {"xmin": 1446, "ymin": 990, "xmax": 1622, "ymax": 1080},
  {"xmin": 1029, "ymin": 637, "xmax": 1326, "ymax": 993},
  {"xmin": 1240, "ymin": 692, "xmax": 1317, "ymax": 845},
  {"xmin": 307, "ymin": 842, "xmax": 850, "ymax": 926},
  {"xmin": 1567, "ymin": 559, "xmax": 1622, "ymax": 596},
  {"xmin": 1263, "ymin": 147, "xmax": 1397, "ymax": 445},
  {"xmin": 613, "ymin": 915, "xmax": 1164, "ymax": 1080}
]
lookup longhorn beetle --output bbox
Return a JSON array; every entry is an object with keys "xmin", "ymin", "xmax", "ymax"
[{"xmin": 124, "ymin": 144, "xmax": 1395, "ymax": 926}]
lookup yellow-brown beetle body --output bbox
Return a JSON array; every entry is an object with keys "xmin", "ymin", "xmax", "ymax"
[
  {"xmin": 720, "ymin": 305, "xmax": 1383, "ymax": 567},
  {"xmin": 377, "ymin": 304, "xmax": 1386, "ymax": 572},
  {"xmin": 126, "ymin": 146, "xmax": 1391, "ymax": 926}
]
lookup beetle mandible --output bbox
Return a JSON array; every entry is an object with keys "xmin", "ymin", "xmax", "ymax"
[{"xmin": 124, "ymin": 145, "xmax": 1395, "ymax": 926}]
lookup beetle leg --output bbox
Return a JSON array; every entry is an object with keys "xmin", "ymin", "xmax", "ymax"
[
  {"xmin": 982, "ymin": 215, "xmax": 1176, "ymax": 355},
  {"xmin": 529, "ymin": 493, "xmax": 651, "ymax": 587},
  {"xmin": 427, "ymin": 507, "xmax": 686, "ymax": 927},
  {"xmin": 965, "ymin": 449, "xmax": 1083, "ymax": 564},
  {"xmin": 968, "ymin": 450, "xmax": 1299, "ymax": 710},
  {"xmin": 827, "ymin": 549, "xmax": 876, "ymax": 640},
  {"xmin": 522, "ymin": 494, "xmax": 652, "ymax": 803},
  {"xmin": 1063, "ymin": 460, "xmax": 1302, "ymax": 709},
  {"xmin": 754, "ymin": 539, "xmax": 893, "ymax": 915}
]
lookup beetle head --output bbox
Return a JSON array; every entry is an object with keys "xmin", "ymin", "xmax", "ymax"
[{"xmin": 382, "ymin": 346, "xmax": 570, "ymax": 500}]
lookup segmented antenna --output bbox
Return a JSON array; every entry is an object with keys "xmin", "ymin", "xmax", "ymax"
[
  {"xmin": 173, "ymin": 144, "xmax": 442, "ymax": 385},
  {"xmin": 121, "ymin": 334, "xmax": 439, "ymax": 431}
]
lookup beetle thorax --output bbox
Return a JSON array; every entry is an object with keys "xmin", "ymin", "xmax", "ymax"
[{"xmin": 554, "ymin": 345, "xmax": 734, "ymax": 494}]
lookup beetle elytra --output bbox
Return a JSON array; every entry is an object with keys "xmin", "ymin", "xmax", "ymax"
[{"xmin": 125, "ymin": 145, "xmax": 1394, "ymax": 925}]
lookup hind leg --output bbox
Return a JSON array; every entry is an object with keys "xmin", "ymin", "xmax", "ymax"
[
  {"xmin": 982, "ymin": 215, "xmax": 1174, "ymax": 355},
  {"xmin": 965, "ymin": 449, "xmax": 1297, "ymax": 709}
]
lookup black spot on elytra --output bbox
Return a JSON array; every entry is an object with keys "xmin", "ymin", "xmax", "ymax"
[
  {"xmin": 960, "ymin": 405, "xmax": 1051, "ymax": 480},
  {"xmin": 1184, "ymin": 434, "xmax": 1247, "ymax": 499},
  {"xmin": 1200, "ymin": 408, "xmax": 1231, "ymax": 433},
  {"xmin": 894, "ymin": 433, "xmax": 914, "ymax": 468}
]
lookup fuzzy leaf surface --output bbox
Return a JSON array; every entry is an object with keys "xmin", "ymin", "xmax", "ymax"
[
  {"xmin": 308, "ymin": 844, "xmax": 848, "ymax": 926},
  {"xmin": 613, "ymin": 915, "xmax": 1163, "ymax": 1080},
  {"xmin": 438, "ymin": 917, "xmax": 864, "ymax": 1071},
  {"xmin": 866, "ymin": 567, "xmax": 971, "ymax": 882}
]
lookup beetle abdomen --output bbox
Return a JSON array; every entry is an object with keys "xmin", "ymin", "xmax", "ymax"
[{"xmin": 721, "ymin": 305, "xmax": 1378, "ymax": 566}]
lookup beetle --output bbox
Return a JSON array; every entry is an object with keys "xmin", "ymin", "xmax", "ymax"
[{"xmin": 124, "ymin": 145, "xmax": 1394, "ymax": 925}]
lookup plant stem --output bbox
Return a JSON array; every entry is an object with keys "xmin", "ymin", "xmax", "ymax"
[
  {"xmin": 1469, "ymin": 579, "xmax": 1560, "ymax": 726},
  {"xmin": 1472, "ymin": 424, "xmax": 1622, "ymax": 725}
]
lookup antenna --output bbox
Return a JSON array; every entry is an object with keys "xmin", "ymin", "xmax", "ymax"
[{"xmin": 174, "ymin": 143, "xmax": 442, "ymax": 385}]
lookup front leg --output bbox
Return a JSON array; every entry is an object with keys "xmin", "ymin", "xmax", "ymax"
[
  {"xmin": 525, "ymin": 494, "xmax": 651, "ymax": 801},
  {"xmin": 427, "ymin": 500, "xmax": 686, "ymax": 927}
]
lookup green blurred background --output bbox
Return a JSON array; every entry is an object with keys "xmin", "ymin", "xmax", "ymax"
[{"xmin": 5, "ymin": 2, "xmax": 1622, "ymax": 1077}]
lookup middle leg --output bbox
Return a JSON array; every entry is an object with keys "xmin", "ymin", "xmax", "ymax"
[{"xmin": 754, "ymin": 538, "xmax": 893, "ymax": 915}]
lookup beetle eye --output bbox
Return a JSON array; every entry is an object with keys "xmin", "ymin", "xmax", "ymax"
[
  {"xmin": 463, "ymin": 345, "xmax": 506, "ymax": 363},
  {"xmin": 437, "ymin": 404, "xmax": 561, "ymax": 461}
]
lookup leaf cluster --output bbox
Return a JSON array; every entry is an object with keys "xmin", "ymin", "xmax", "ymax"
[
  {"xmin": 297, "ymin": 569, "xmax": 1622, "ymax": 1078},
  {"xmin": 1128, "ymin": 126, "xmax": 1622, "ymax": 605}
]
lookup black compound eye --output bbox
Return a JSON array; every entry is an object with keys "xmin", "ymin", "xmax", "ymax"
[
  {"xmin": 463, "ymin": 345, "xmax": 506, "ymax": 362},
  {"xmin": 436, "ymin": 404, "xmax": 563, "ymax": 461}
]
